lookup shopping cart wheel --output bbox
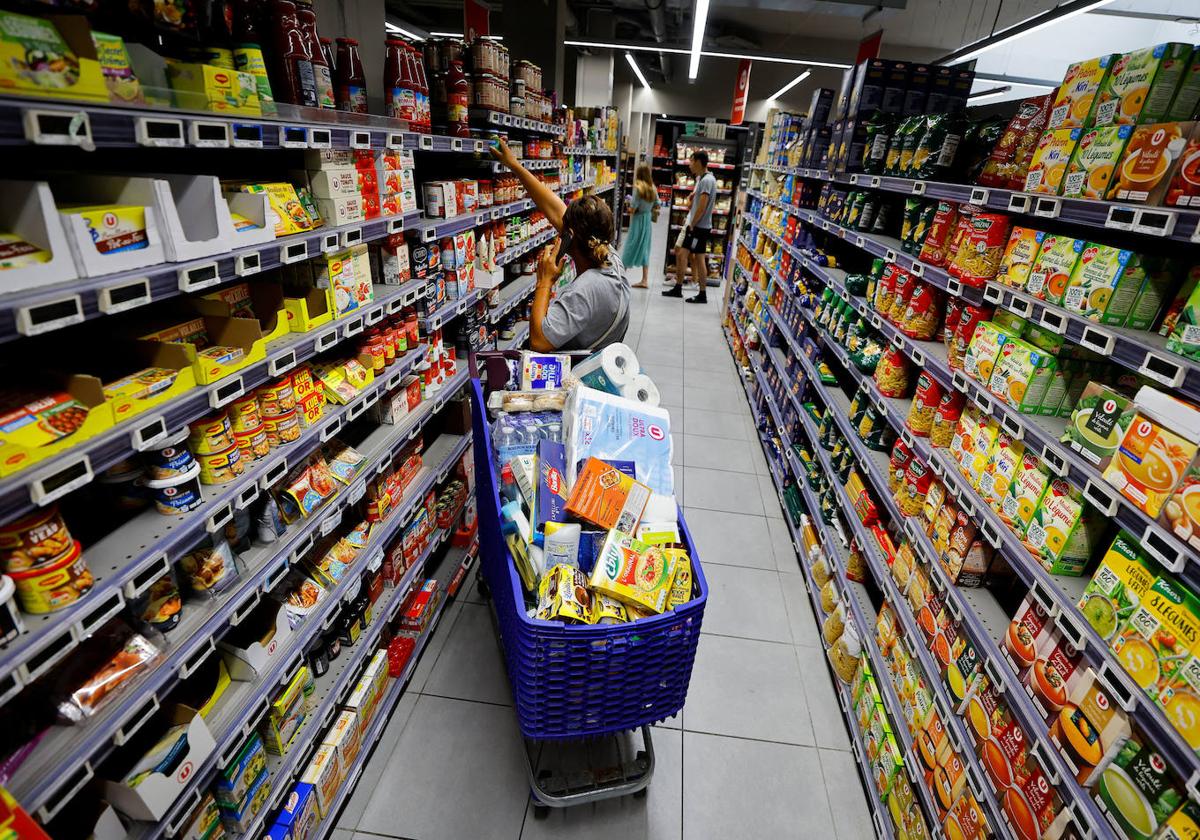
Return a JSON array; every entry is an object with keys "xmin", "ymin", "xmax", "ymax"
[
  {"xmin": 532, "ymin": 801, "xmax": 551, "ymax": 819},
  {"xmin": 475, "ymin": 571, "xmax": 490, "ymax": 600}
]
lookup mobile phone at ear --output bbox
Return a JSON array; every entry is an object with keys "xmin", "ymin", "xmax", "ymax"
[{"xmin": 558, "ymin": 228, "xmax": 574, "ymax": 257}]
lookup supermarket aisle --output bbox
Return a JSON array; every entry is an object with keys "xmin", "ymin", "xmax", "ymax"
[{"xmin": 334, "ymin": 216, "xmax": 874, "ymax": 840}]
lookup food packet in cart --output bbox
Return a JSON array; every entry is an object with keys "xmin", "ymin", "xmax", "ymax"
[
  {"xmin": 535, "ymin": 563, "xmax": 593, "ymax": 624},
  {"xmin": 566, "ymin": 457, "xmax": 651, "ymax": 533},
  {"xmin": 590, "ymin": 530, "xmax": 678, "ymax": 614},
  {"xmin": 593, "ymin": 593, "xmax": 629, "ymax": 625},
  {"xmin": 665, "ymin": 549, "xmax": 692, "ymax": 609}
]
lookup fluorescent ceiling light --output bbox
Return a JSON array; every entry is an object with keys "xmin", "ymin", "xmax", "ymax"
[
  {"xmin": 938, "ymin": 0, "xmax": 1116, "ymax": 65},
  {"xmin": 385, "ymin": 22, "xmax": 426, "ymax": 40},
  {"xmin": 428, "ymin": 31, "xmax": 504, "ymax": 40},
  {"xmin": 689, "ymin": 0, "xmax": 711, "ymax": 79},
  {"xmin": 768, "ymin": 69, "xmax": 811, "ymax": 101},
  {"xmin": 563, "ymin": 40, "xmax": 851, "ymax": 69},
  {"xmin": 625, "ymin": 52, "xmax": 651, "ymax": 89},
  {"xmin": 969, "ymin": 85, "xmax": 1012, "ymax": 101}
]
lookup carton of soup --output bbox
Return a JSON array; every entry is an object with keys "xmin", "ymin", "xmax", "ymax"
[{"xmin": 1103, "ymin": 387, "xmax": 1200, "ymax": 519}]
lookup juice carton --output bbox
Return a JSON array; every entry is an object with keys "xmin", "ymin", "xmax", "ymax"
[
  {"xmin": 987, "ymin": 337, "xmax": 1058, "ymax": 413},
  {"xmin": 1167, "ymin": 47, "xmax": 1200, "ymax": 121},
  {"xmin": 1103, "ymin": 387, "xmax": 1200, "ymax": 518},
  {"xmin": 1164, "ymin": 123, "xmax": 1200, "ymax": 208},
  {"xmin": 1096, "ymin": 732, "xmax": 1188, "ymax": 840},
  {"xmin": 1162, "ymin": 463, "xmax": 1200, "ymax": 554},
  {"xmin": 1107, "ymin": 122, "xmax": 1196, "ymax": 204},
  {"xmin": 962, "ymin": 321, "xmax": 1013, "ymax": 387},
  {"xmin": 950, "ymin": 404, "xmax": 983, "ymax": 474},
  {"xmin": 1062, "ymin": 124, "xmax": 1133, "ymax": 199},
  {"xmin": 1112, "ymin": 574, "xmax": 1200, "ymax": 701},
  {"xmin": 978, "ymin": 432, "xmax": 1025, "ymax": 512},
  {"xmin": 1023, "ymin": 478, "xmax": 1102, "ymax": 576},
  {"xmin": 1061, "ymin": 243, "xmax": 1144, "ymax": 325},
  {"xmin": 1094, "ymin": 43, "xmax": 1194, "ymax": 126},
  {"xmin": 1077, "ymin": 530, "xmax": 1157, "ymax": 642},
  {"xmin": 994, "ymin": 227, "xmax": 1046, "ymax": 290},
  {"xmin": 1025, "ymin": 128, "xmax": 1082, "ymax": 194},
  {"xmin": 1165, "ymin": 272, "xmax": 1200, "ymax": 360},
  {"xmin": 1060, "ymin": 381, "xmax": 1137, "ymax": 471},
  {"xmin": 1001, "ymin": 451, "xmax": 1051, "ymax": 534},
  {"xmin": 1026, "ymin": 234, "xmax": 1085, "ymax": 304},
  {"xmin": 1048, "ymin": 54, "xmax": 1117, "ymax": 129}
]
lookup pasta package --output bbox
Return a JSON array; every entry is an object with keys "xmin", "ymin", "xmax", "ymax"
[
  {"xmin": 888, "ymin": 269, "xmax": 917, "ymax": 324},
  {"xmin": 907, "ymin": 373, "xmax": 943, "ymax": 437},
  {"xmin": 930, "ymin": 390, "xmax": 965, "ymax": 450},
  {"xmin": 950, "ymin": 213, "xmax": 1011, "ymax": 288},
  {"xmin": 917, "ymin": 201, "xmax": 959, "ymax": 267},
  {"xmin": 900, "ymin": 282, "xmax": 942, "ymax": 340},
  {"xmin": 874, "ymin": 348, "xmax": 910, "ymax": 398},
  {"xmin": 874, "ymin": 263, "xmax": 898, "ymax": 315},
  {"xmin": 977, "ymin": 92, "xmax": 1057, "ymax": 189},
  {"xmin": 994, "ymin": 227, "xmax": 1047, "ymax": 290},
  {"xmin": 589, "ymin": 530, "xmax": 677, "ymax": 613}
]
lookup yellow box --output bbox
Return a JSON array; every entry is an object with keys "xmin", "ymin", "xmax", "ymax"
[
  {"xmin": 103, "ymin": 342, "xmax": 197, "ymax": 423},
  {"xmin": 1049, "ymin": 55, "xmax": 1116, "ymax": 130},
  {"xmin": 284, "ymin": 288, "xmax": 334, "ymax": 332},
  {"xmin": 166, "ymin": 62, "xmax": 261, "ymax": 115},
  {"xmin": 141, "ymin": 315, "xmax": 266, "ymax": 385},
  {"xmin": 299, "ymin": 744, "xmax": 342, "ymax": 818},
  {"xmin": 1024, "ymin": 128, "xmax": 1082, "ymax": 194},
  {"xmin": 237, "ymin": 183, "xmax": 317, "ymax": 237},
  {"xmin": 63, "ymin": 204, "xmax": 150, "ymax": 256},
  {"xmin": 195, "ymin": 282, "xmax": 290, "ymax": 345},
  {"xmin": 0, "ymin": 12, "xmax": 109, "ymax": 103},
  {"xmin": 317, "ymin": 246, "xmax": 375, "ymax": 319},
  {"xmin": 978, "ymin": 432, "xmax": 1025, "ymax": 513},
  {"xmin": 962, "ymin": 321, "xmax": 1013, "ymax": 389},
  {"xmin": 0, "ymin": 375, "xmax": 114, "ymax": 477}
]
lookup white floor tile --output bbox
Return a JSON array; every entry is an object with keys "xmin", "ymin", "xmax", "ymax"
[
  {"xmin": 422, "ymin": 602, "xmax": 513, "ymax": 706},
  {"xmin": 778, "ymin": 571, "xmax": 821, "ymax": 648},
  {"xmin": 682, "ymin": 408, "xmax": 749, "ymax": 441},
  {"xmin": 680, "ymin": 433, "xmax": 757, "ymax": 473},
  {"xmin": 682, "ymin": 507, "xmax": 777, "ymax": 570},
  {"xmin": 819, "ymin": 747, "xmax": 878, "ymax": 839},
  {"xmin": 682, "ymin": 467, "xmax": 763, "ymax": 515},
  {"xmin": 767, "ymin": 517, "xmax": 799, "ymax": 572},
  {"xmin": 795, "ymin": 645, "xmax": 853, "ymax": 751},
  {"xmin": 699, "ymin": 564, "xmax": 792, "ymax": 644},
  {"xmin": 337, "ymin": 691, "xmax": 420, "ymax": 831}
]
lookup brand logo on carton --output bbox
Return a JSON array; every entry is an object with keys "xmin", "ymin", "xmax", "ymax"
[
  {"xmin": 648, "ymin": 424, "xmax": 664, "ymax": 441},
  {"xmin": 177, "ymin": 760, "xmax": 194, "ymax": 782}
]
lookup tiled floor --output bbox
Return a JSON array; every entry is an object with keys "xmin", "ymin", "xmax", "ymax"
[{"xmin": 335, "ymin": 216, "xmax": 874, "ymax": 839}]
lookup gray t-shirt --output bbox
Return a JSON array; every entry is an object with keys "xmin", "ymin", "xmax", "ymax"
[
  {"xmin": 690, "ymin": 171, "xmax": 717, "ymax": 230},
  {"xmin": 541, "ymin": 251, "xmax": 630, "ymax": 351}
]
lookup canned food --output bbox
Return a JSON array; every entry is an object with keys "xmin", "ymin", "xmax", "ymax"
[
  {"xmin": 0, "ymin": 505, "xmax": 74, "ymax": 573},
  {"xmin": 9, "ymin": 539, "xmax": 93, "ymax": 614},
  {"xmin": 233, "ymin": 424, "xmax": 271, "ymax": 461},
  {"xmin": 197, "ymin": 443, "xmax": 245, "ymax": 485},
  {"xmin": 257, "ymin": 377, "xmax": 296, "ymax": 416},
  {"xmin": 188, "ymin": 411, "xmax": 234, "ymax": 454},
  {"xmin": 145, "ymin": 462, "xmax": 203, "ymax": 516},
  {"xmin": 263, "ymin": 409, "xmax": 302, "ymax": 448},
  {"xmin": 228, "ymin": 395, "xmax": 262, "ymax": 432},
  {"xmin": 145, "ymin": 427, "xmax": 196, "ymax": 480}
]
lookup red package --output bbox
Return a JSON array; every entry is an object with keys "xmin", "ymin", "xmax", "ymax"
[
  {"xmin": 976, "ymin": 92, "xmax": 1057, "ymax": 190},
  {"xmin": 943, "ymin": 209, "xmax": 976, "ymax": 276},
  {"xmin": 941, "ymin": 296, "xmax": 964, "ymax": 345},
  {"xmin": 887, "ymin": 269, "xmax": 917, "ymax": 324},
  {"xmin": 900, "ymin": 282, "xmax": 942, "ymax": 340},
  {"xmin": 918, "ymin": 201, "xmax": 960, "ymax": 267},
  {"xmin": 953, "ymin": 213, "xmax": 1012, "ymax": 288},
  {"xmin": 387, "ymin": 635, "xmax": 416, "ymax": 676},
  {"xmin": 889, "ymin": 439, "xmax": 914, "ymax": 494},
  {"xmin": 950, "ymin": 304, "xmax": 993, "ymax": 369}
]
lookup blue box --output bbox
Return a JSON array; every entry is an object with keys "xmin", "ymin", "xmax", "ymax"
[
  {"xmin": 535, "ymin": 439, "xmax": 568, "ymax": 533},
  {"xmin": 273, "ymin": 782, "xmax": 319, "ymax": 840}
]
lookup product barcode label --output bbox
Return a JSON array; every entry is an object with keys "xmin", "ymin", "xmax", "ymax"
[
  {"xmin": 1063, "ymin": 286, "xmax": 1085, "ymax": 311},
  {"xmin": 1025, "ymin": 169, "xmax": 1044, "ymax": 192}
]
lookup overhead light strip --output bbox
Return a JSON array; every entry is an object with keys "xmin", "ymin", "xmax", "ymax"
[
  {"xmin": 428, "ymin": 31, "xmax": 504, "ymax": 40},
  {"xmin": 385, "ymin": 22, "xmax": 427, "ymax": 41},
  {"xmin": 689, "ymin": 0, "xmax": 711, "ymax": 79},
  {"xmin": 563, "ymin": 39, "xmax": 851, "ymax": 69},
  {"xmin": 767, "ymin": 69, "xmax": 811, "ymax": 101},
  {"xmin": 969, "ymin": 85, "xmax": 1012, "ymax": 101},
  {"xmin": 936, "ymin": 0, "xmax": 1117, "ymax": 65},
  {"xmin": 625, "ymin": 52, "xmax": 651, "ymax": 89}
]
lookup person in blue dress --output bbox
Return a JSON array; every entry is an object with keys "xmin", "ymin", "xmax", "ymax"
[{"xmin": 621, "ymin": 162, "xmax": 657, "ymax": 289}]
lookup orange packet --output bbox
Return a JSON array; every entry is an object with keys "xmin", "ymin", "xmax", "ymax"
[{"xmin": 565, "ymin": 457, "xmax": 652, "ymax": 532}]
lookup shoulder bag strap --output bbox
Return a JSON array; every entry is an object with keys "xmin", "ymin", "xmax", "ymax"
[{"xmin": 588, "ymin": 282, "xmax": 629, "ymax": 351}]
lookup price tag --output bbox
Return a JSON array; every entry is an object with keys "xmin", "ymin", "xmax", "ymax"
[
  {"xmin": 281, "ymin": 240, "xmax": 309, "ymax": 264},
  {"xmin": 1136, "ymin": 208, "xmax": 1179, "ymax": 237},
  {"xmin": 16, "ymin": 294, "xmax": 84, "ymax": 336},
  {"xmin": 1138, "ymin": 350, "xmax": 1185, "ymax": 387},
  {"xmin": 387, "ymin": 132, "xmax": 406, "ymax": 149},
  {"xmin": 209, "ymin": 376, "xmax": 245, "ymax": 409},
  {"xmin": 231, "ymin": 122, "xmax": 263, "ymax": 148},
  {"xmin": 1039, "ymin": 308, "xmax": 1066, "ymax": 334},
  {"xmin": 178, "ymin": 261, "xmax": 221, "ymax": 292},
  {"xmin": 419, "ymin": 135, "xmax": 434, "ymax": 150},
  {"xmin": 911, "ymin": 180, "xmax": 926, "ymax": 195},
  {"xmin": 1007, "ymin": 192, "xmax": 1032, "ymax": 214},
  {"xmin": 970, "ymin": 187, "xmax": 990, "ymax": 205},
  {"xmin": 1080, "ymin": 325, "xmax": 1115, "ymax": 356},
  {"xmin": 850, "ymin": 174, "xmax": 860, "ymax": 185},
  {"xmin": 1142, "ymin": 524, "xmax": 1185, "ymax": 573},
  {"xmin": 280, "ymin": 126, "xmax": 308, "ymax": 148},
  {"xmin": 268, "ymin": 349, "xmax": 298, "ymax": 376},
  {"xmin": 910, "ymin": 261, "xmax": 925, "ymax": 278},
  {"xmin": 98, "ymin": 279, "xmax": 151, "ymax": 315},
  {"xmin": 350, "ymin": 131, "xmax": 371, "ymax": 149},
  {"xmin": 1034, "ymin": 197, "xmax": 1061, "ymax": 218},
  {"xmin": 319, "ymin": 509, "xmax": 342, "ymax": 536},
  {"xmin": 135, "ymin": 117, "xmax": 185, "ymax": 147},
  {"xmin": 234, "ymin": 251, "xmax": 261, "ymax": 276},
  {"xmin": 885, "ymin": 249, "xmax": 898, "ymax": 263},
  {"xmin": 315, "ymin": 328, "xmax": 339, "ymax": 352},
  {"xmin": 307, "ymin": 128, "xmax": 332, "ymax": 148},
  {"xmin": 1042, "ymin": 444, "xmax": 1068, "ymax": 477},
  {"xmin": 23, "ymin": 108, "xmax": 92, "ymax": 149},
  {"xmin": 855, "ymin": 235, "xmax": 865, "ymax": 248},
  {"xmin": 189, "ymin": 121, "xmax": 231, "ymax": 148},
  {"xmin": 1105, "ymin": 204, "xmax": 1137, "ymax": 231},
  {"xmin": 869, "ymin": 176, "xmax": 881, "ymax": 188},
  {"xmin": 341, "ymin": 227, "xmax": 364, "ymax": 248},
  {"xmin": 130, "ymin": 415, "xmax": 168, "ymax": 451},
  {"xmin": 1001, "ymin": 414, "xmax": 1024, "ymax": 441}
]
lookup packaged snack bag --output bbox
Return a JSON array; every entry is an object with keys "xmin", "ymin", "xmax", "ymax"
[
  {"xmin": 1062, "ymin": 124, "xmax": 1133, "ymax": 200},
  {"xmin": 950, "ymin": 213, "xmax": 1011, "ymax": 287},
  {"xmin": 1048, "ymin": 55, "xmax": 1117, "ymax": 129},
  {"xmin": 1024, "ymin": 128, "xmax": 1082, "ymax": 194}
]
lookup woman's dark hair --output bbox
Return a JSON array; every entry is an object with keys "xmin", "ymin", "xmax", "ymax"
[
  {"xmin": 691, "ymin": 149, "xmax": 709, "ymax": 167},
  {"xmin": 563, "ymin": 194, "xmax": 615, "ymax": 267}
]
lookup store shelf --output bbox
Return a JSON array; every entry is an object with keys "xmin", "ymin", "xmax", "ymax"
[
  {"xmin": 422, "ymin": 288, "xmax": 482, "ymax": 332},
  {"xmin": 233, "ymin": 530, "xmax": 475, "ymax": 840},
  {"xmin": 677, "ymin": 160, "xmax": 736, "ymax": 170},
  {"xmin": 407, "ymin": 196, "xmax": 538, "ymax": 241},
  {"xmin": 672, "ymin": 186, "xmax": 733, "ymax": 195},
  {"xmin": 563, "ymin": 146, "xmax": 617, "ymax": 157},
  {"xmin": 0, "ymin": 95, "xmax": 497, "ymax": 153},
  {"xmin": 488, "ymin": 274, "xmax": 536, "ymax": 324},
  {"xmin": 0, "ymin": 273, "xmax": 430, "ymax": 527},
  {"xmin": 116, "ymin": 430, "xmax": 472, "ymax": 839},
  {"xmin": 487, "ymin": 158, "xmax": 561, "ymax": 173},
  {"xmin": 748, "ymin": 162, "xmax": 1200, "ymax": 245},
  {"xmin": 0, "ymin": 209, "xmax": 422, "ymax": 346},
  {"xmin": 469, "ymin": 109, "xmax": 565, "ymax": 137},
  {"xmin": 498, "ymin": 321, "xmax": 530, "ymax": 351}
]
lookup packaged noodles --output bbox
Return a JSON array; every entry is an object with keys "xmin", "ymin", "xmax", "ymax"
[{"xmin": 589, "ymin": 530, "xmax": 678, "ymax": 613}]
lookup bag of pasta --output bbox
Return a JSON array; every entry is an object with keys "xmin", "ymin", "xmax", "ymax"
[
  {"xmin": 897, "ymin": 457, "xmax": 933, "ymax": 517},
  {"xmin": 874, "ymin": 347, "xmax": 910, "ymax": 398},
  {"xmin": 900, "ymin": 282, "xmax": 942, "ymax": 340},
  {"xmin": 819, "ymin": 579, "xmax": 839, "ymax": 614},
  {"xmin": 943, "ymin": 208, "xmax": 976, "ymax": 269},
  {"xmin": 823, "ymin": 604, "xmax": 846, "ymax": 645},
  {"xmin": 950, "ymin": 213, "xmax": 1011, "ymax": 288},
  {"xmin": 888, "ymin": 269, "xmax": 917, "ymax": 324},
  {"xmin": 873, "ymin": 263, "xmax": 898, "ymax": 315},
  {"xmin": 845, "ymin": 540, "xmax": 867, "ymax": 583},
  {"xmin": 907, "ymin": 372, "xmax": 943, "ymax": 436},
  {"xmin": 829, "ymin": 623, "xmax": 861, "ymax": 684},
  {"xmin": 942, "ymin": 296, "xmax": 963, "ymax": 347},
  {"xmin": 850, "ymin": 335, "xmax": 883, "ymax": 374},
  {"xmin": 930, "ymin": 389, "xmax": 966, "ymax": 449},
  {"xmin": 949, "ymin": 303, "xmax": 992, "ymax": 370},
  {"xmin": 917, "ymin": 201, "xmax": 959, "ymax": 267},
  {"xmin": 889, "ymin": 440, "xmax": 913, "ymax": 493}
]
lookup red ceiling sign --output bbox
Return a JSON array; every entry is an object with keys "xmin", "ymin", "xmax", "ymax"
[
  {"xmin": 731, "ymin": 59, "xmax": 752, "ymax": 125},
  {"xmin": 465, "ymin": 0, "xmax": 489, "ymax": 41}
]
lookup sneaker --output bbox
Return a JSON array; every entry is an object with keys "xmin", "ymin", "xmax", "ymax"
[
  {"xmin": 686, "ymin": 292, "xmax": 708, "ymax": 304},
  {"xmin": 662, "ymin": 285, "xmax": 683, "ymax": 298}
]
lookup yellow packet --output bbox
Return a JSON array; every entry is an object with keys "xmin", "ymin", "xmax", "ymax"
[
  {"xmin": 535, "ymin": 564, "xmax": 593, "ymax": 624},
  {"xmin": 665, "ymin": 550, "xmax": 692, "ymax": 609},
  {"xmin": 590, "ymin": 531, "xmax": 677, "ymax": 613}
]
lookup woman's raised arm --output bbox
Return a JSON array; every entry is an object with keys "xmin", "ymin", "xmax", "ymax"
[{"xmin": 489, "ymin": 138, "xmax": 567, "ymax": 231}]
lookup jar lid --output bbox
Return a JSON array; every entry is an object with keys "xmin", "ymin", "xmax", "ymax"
[{"xmin": 144, "ymin": 461, "xmax": 201, "ymax": 489}]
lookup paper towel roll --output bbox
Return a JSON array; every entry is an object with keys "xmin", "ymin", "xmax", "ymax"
[
  {"xmin": 571, "ymin": 343, "xmax": 639, "ymax": 395},
  {"xmin": 621, "ymin": 374, "xmax": 661, "ymax": 407}
]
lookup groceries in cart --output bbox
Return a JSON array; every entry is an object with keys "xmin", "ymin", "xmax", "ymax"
[{"xmin": 487, "ymin": 347, "xmax": 692, "ymax": 624}]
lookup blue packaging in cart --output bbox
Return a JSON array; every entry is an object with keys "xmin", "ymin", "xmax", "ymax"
[
  {"xmin": 564, "ymin": 386, "xmax": 674, "ymax": 496},
  {"xmin": 521, "ymin": 352, "xmax": 570, "ymax": 389},
  {"xmin": 535, "ymin": 439, "xmax": 568, "ymax": 534}
]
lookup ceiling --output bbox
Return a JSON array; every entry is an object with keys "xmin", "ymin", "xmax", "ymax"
[{"xmin": 386, "ymin": 0, "xmax": 1200, "ymax": 112}]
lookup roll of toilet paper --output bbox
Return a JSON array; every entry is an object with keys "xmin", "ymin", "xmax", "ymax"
[
  {"xmin": 571, "ymin": 343, "xmax": 639, "ymax": 395},
  {"xmin": 621, "ymin": 374, "xmax": 661, "ymax": 407}
]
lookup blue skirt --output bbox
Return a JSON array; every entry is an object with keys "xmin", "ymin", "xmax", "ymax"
[{"xmin": 622, "ymin": 209, "xmax": 653, "ymax": 268}]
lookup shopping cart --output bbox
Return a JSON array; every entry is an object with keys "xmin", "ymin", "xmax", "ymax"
[{"xmin": 469, "ymin": 364, "xmax": 707, "ymax": 812}]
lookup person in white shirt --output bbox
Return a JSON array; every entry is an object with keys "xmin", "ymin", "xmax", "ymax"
[{"xmin": 663, "ymin": 149, "xmax": 716, "ymax": 304}]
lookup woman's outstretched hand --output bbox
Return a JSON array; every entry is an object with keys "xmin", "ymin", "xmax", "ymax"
[
  {"xmin": 537, "ymin": 240, "xmax": 566, "ymax": 287},
  {"xmin": 489, "ymin": 138, "xmax": 520, "ymax": 170}
]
